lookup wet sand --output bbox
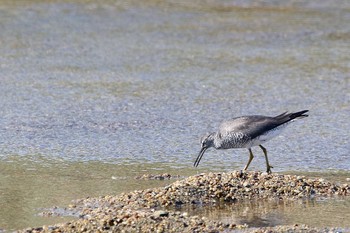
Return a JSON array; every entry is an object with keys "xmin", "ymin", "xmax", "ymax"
[{"xmin": 19, "ymin": 171, "xmax": 349, "ymax": 232}]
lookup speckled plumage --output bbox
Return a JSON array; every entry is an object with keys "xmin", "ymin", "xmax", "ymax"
[{"xmin": 194, "ymin": 110, "xmax": 309, "ymax": 173}]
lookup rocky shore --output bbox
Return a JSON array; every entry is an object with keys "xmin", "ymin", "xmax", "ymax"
[{"xmin": 20, "ymin": 171, "xmax": 349, "ymax": 233}]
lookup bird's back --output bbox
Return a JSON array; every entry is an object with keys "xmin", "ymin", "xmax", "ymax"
[
  {"xmin": 216, "ymin": 111, "xmax": 308, "ymax": 148},
  {"xmin": 218, "ymin": 115, "xmax": 275, "ymax": 138}
]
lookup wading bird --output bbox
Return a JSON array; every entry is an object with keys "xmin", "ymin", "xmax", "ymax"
[{"xmin": 194, "ymin": 110, "xmax": 308, "ymax": 173}]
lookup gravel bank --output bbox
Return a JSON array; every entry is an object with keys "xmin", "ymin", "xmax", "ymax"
[{"xmin": 19, "ymin": 171, "xmax": 349, "ymax": 233}]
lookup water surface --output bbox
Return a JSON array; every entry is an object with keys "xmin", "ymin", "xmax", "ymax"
[
  {"xmin": 0, "ymin": 0, "xmax": 349, "ymax": 231},
  {"xmin": 181, "ymin": 197, "xmax": 350, "ymax": 229}
]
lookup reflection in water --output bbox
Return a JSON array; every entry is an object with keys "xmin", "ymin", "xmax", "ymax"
[{"xmin": 177, "ymin": 197, "xmax": 350, "ymax": 228}]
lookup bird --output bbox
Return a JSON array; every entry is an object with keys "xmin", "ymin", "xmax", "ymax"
[{"xmin": 194, "ymin": 110, "xmax": 309, "ymax": 173}]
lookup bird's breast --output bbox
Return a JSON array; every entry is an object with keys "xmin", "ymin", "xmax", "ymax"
[{"xmin": 214, "ymin": 132, "xmax": 250, "ymax": 149}]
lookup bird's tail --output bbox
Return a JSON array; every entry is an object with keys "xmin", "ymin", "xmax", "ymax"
[
  {"xmin": 274, "ymin": 110, "xmax": 309, "ymax": 124},
  {"xmin": 289, "ymin": 110, "xmax": 309, "ymax": 119}
]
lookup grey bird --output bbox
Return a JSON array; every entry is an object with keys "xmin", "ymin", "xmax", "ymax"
[{"xmin": 194, "ymin": 110, "xmax": 309, "ymax": 173}]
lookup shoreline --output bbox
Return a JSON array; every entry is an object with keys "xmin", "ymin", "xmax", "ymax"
[{"xmin": 18, "ymin": 171, "xmax": 349, "ymax": 232}]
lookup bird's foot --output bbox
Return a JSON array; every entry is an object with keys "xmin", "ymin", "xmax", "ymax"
[{"xmin": 266, "ymin": 165, "xmax": 274, "ymax": 174}]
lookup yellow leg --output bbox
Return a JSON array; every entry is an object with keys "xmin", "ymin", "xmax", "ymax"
[
  {"xmin": 244, "ymin": 148, "xmax": 254, "ymax": 171},
  {"xmin": 259, "ymin": 145, "xmax": 273, "ymax": 173}
]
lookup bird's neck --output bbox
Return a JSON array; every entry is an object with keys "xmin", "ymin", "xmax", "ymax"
[{"xmin": 211, "ymin": 132, "xmax": 222, "ymax": 149}]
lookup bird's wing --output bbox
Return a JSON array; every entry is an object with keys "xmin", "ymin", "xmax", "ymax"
[
  {"xmin": 218, "ymin": 110, "xmax": 308, "ymax": 140},
  {"xmin": 218, "ymin": 116, "xmax": 280, "ymax": 139}
]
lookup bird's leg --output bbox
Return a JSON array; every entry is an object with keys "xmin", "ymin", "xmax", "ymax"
[
  {"xmin": 259, "ymin": 145, "xmax": 273, "ymax": 174},
  {"xmin": 243, "ymin": 148, "xmax": 254, "ymax": 171}
]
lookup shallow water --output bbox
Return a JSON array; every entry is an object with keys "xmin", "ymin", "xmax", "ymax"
[
  {"xmin": 0, "ymin": 0, "xmax": 349, "ymax": 231},
  {"xmin": 181, "ymin": 197, "xmax": 350, "ymax": 229}
]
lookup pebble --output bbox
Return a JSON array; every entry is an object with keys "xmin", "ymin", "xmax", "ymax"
[
  {"xmin": 135, "ymin": 173, "xmax": 181, "ymax": 180},
  {"xmin": 17, "ymin": 171, "xmax": 350, "ymax": 233},
  {"xmin": 153, "ymin": 210, "xmax": 169, "ymax": 218}
]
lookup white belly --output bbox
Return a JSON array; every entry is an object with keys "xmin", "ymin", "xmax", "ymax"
[{"xmin": 246, "ymin": 124, "xmax": 286, "ymax": 148}]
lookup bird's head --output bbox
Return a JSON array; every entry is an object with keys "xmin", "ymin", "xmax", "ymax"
[
  {"xmin": 200, "ymin": 133, "xmax": 215, "ymax": 149},
  {"xmin": 194, "ymin": 133, "xmax": 215, "ymax": 167}
]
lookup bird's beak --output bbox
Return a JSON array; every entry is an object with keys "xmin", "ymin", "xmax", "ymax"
[{"xmin": 194, "ymin": 147, "xmax": 207, "ymax": 167}]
